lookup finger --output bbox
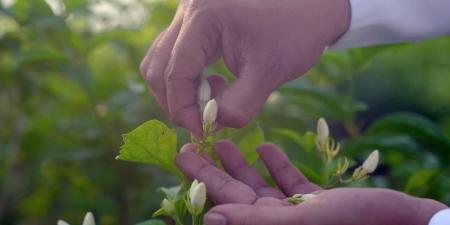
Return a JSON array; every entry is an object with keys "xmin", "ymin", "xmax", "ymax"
[
  {"xmin": 217, "ymin": 67, "xmax": 278, "ymax": 128},
  {"xmin": 207, "ymin": 75, "xmax": 227, "ymax": 98},
  {"xmin": 257, "ymin": 143, "xmax": 321, "ymax": 196},
  {"xmin": 204, "ymin": 204, "xmax": 305, "ymax": 225},
  {"xmin": 141, "ymin": 6, "xmax": 184, "ymax": 113},
  {"xmin": 176, "ymin": 146, "xmax": 257, "ymax": 204},
  {"xmin": 215, "ymin": 140, "xmax": 285, "ymax": 199},
  {"xmin": 165, "ymin": 15, "xmax": 219, "ymax": 137},
  {"xmin": 254, "ymin": 197, "xmax": 285, "ymax": 207},
  {"xmin": 179, "ymin": 143, "xmax": 215, "ymax": 165}
]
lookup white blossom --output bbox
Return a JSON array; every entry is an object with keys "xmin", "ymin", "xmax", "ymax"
[
  {"xmin": 203, "ymin": 99, "xmax": 218, "ymax": 125},
  {"xmin": 198, "ymin": 78, "xmax": 211, "ymax": 107},
  {"xmin": 82, "ymin": 212, "xmax": 96, "ymax": 225},
  {"xmin": 362, "ymin": 150, "xmax": 379, "ymax": 173},
  {"xmin": 57, "ymin": 220, "xmax": 70, "ymax": 225},
  {"xmin": 189, "ymin": 180, "xmax": 207, "ymax": 215},
  {"xmin": 317, "ymin": 118, "xmax": 329, "ymax": 144}
]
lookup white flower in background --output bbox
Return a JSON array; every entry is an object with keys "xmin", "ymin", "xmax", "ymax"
[
  {"xmin": 362, "ymin": 150, "xmax": 379, "ymax": 173},
  {"xmin": 57, "ymin": 211, "xmax": 95, "ymax": 225},
  {"xmin": 0, "ymin": 0, "xmax": 15, "ymax": 8},
  {"xmin": 317, "ymin": 117, "xmax": 329, "ymax": 144},
  {"xmin": 82, "ymin": 212, "xmax": 96, "ymax": 225},
  {"xmin": 198, "ymin": 78, "xmax": 211, "ymax": 108},
  {"xmin": 202, "ymin": 99, "xmax": 218, "ymax": 125},
  {"xmin": 57, "ymin": 220, "xmax": 70, "ymax": 225},
  {"xmin": 188, "ymin": 180, "xmax": 207, "ymax": 215},
  {"xmin": 45, "ymin": 0, "xmax": 66, "ymax": 16}
]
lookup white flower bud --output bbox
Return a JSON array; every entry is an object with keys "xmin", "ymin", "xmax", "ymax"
[
  {"xmin": 57, "ymin": 220, "xmax": 70, "ymax": 225},
  {"xmin": 189, "ymin": 180, "xmax": 207, "ymax": 215},
  {"xmin": 203, "ymin": 99, "xmax": 218, "ymax": 125},
  {"xmin": 198, "ymin": 78, "xmax": 211, "ymax": 106},
  {"xmin": 300, "ymin": 194, "xmax": 316, "ymax": 202},
  {"xmin": 362, "ymin": 150, "xmax": 379, "ymax": 173},
  {"xmin": 82, "ymin": 212, "xmax": 95, "ymax": 225},
  {"xmin": 317, "ymin": 118, "xmax": 329, "ymax": 143}
]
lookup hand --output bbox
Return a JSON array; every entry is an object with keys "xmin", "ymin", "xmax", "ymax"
[
  {"xmin": 140, "ymin": 0, "xmax": 351, "ymax": 136},
  {"xmin": 176, "ymin": 140, "xmax": 448, "ymax": 225}
]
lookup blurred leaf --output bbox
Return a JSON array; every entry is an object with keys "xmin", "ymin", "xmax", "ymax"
[
  {"xmin": 272, "ymin": 129, "xmax": 316, "ymax": 152},
  {"xmin": 404, "ymin": 169, "xmax": 437, "ymax": 196},
  {"xmin": 117, "ymin": 120, "xmax": 181, "ymax": 177},
  {"xmin": 366, "ymin": 112, "xmax": 450, "ymax": 160},
  {"xmin": 135, "ymin": 219, "xmax": 165, "ymax": 225},
  {"xmin": 215, "ymin": 123, "xmax": 265, "ymax": 163}
]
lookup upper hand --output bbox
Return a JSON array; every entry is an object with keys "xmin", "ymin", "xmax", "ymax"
[
  {"xmin": 140, "ymin": 0, "xmax": 351, "ymax": 136},
  {"xmin": 176, "ymin": 140, "xmax": 448, "ymax": 225}
]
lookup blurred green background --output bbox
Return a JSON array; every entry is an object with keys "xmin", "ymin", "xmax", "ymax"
[{"xmin": 1, "ymin": 0, "xmax": 449, "ymax": 224}]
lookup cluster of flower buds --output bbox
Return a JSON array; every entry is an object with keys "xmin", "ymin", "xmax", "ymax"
[
  {"xmin": 58, "ymin": 212, "xmax": 95, "ymax": 225},
  {"xmin": 187, "ymin": 179, "xmax": 207, "ymax": 216},
  {"xmin": 315, "ymin": 117, "xmax": 380, "ymax": 186},
  {"xmin": 197, "ymin": 78, "xmax": 218, "ymax": 136}
]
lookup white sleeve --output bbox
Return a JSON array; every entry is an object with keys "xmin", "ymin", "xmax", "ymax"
[
  {"xmin": 331, "ymin": 0, "xmax": 450, "ymax": 50},
  {"xmin": 429, "ymin": 209, "xmax": 450, "ymax": 225}
]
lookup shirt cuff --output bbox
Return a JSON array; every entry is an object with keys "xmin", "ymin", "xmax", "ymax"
[
  {"xmin": 331, "ymin": 0, "xmax": 450, "ymax": 50},
  {"xmin": 429, "ymin": 209, "xmax": 450, "ymax": 225}
]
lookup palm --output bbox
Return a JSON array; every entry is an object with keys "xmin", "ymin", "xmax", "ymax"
[{"xmin": 176, "ymin": 140, "xmax": 441, "ymax": 225}]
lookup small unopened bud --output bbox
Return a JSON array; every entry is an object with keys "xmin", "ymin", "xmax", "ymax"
[
  {"xmin": 317, "ymin": 118, "xmax": 329, "ymax": 144},
  {"xmin": 198, "ymin": 78, "xmax": 211, "ymax": 108},
  {"xmin": 57, "ymin": 220, "xmax": 70, "ymax": 225},
  {"xmin": 188, "ymin": 179, "xmax": 207, "ymax": 215},
  {"xmin": 82, "ymin": 212, "xmax": 95, "ymax": 225},
  {"xmin": 161, "ymin": 198, "xmax": 176, "ymax": 215},
  {"xmin": 300, "ymin": 194, "xmax": 316, "ymax": 202},
  {"xmin": 203, "ymin": 99, "xmax": 218, "ymax": 125},
  {"xmin": 362, "ymin": 150, "xmax": 379, "ymax": 173}
]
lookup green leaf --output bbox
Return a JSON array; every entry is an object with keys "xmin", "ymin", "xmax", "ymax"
[
  {"xmin": 404, "ymin": 169, "xmax": 437, "ymax": 196},
  {"xmin": 271, "ymin": 129, "xmax": 316, "ymax": 152},
  {"xmin": 366, "ymin": 112, "xmax": 450, "ymax": 161},
  {"xmin": 135, "ymin": 219, "xmax": 166, "ymax": 225},
  {"xmin": 215, "ymin": 123, "xmax": 265, "ymax": 163},
  {"xmin": 117, "ymin": 120, "xmax": 181, "ymax": 177}
]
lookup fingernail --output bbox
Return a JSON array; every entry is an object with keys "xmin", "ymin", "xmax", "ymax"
[
  {"xmin": 204, "ymin": 213, "xmax": 226, "ymax": 225},
  {"xmin": 180, "ymin": 144, "xmax": 197, "ymax": 153}
]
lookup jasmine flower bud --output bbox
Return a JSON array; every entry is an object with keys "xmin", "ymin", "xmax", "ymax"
[
  {"xmin": 362, "ymin": 150, "xmax": 379, "ymax": 173},
  {"xmin": 203, "ymin": 99, "xmax": 218, "ymax": 125},
  {"xmin": 82, "ymin": 212, "xmax": 95, "ymax": 225},
  {"xmin": 198, "ymin": 78, "xmax": 211, "ymax": 108},
  {"xmin": 188, "ymin": 179, "xmax": 207, "ymax": 215},
  {"xmin": 317, "ymin": 117, "xmax": 329, "ymax": 144},
  {"xmin": 57, "ymin": 220, "xmax": 70, "ymax": 225}
]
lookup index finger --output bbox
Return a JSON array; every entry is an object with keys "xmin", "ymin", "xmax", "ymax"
[
  {"xmin": 176, "ymin": 144, "xmax": 258, "ymax": 204},
  {"xmin": 165, "ymin": 15, "xmax": 219, "ymax": 137}
]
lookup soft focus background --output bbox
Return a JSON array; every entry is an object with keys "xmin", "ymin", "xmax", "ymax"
[{"xmin": 1, "ymin": 0, "xmax": 449, "ymax": 224}]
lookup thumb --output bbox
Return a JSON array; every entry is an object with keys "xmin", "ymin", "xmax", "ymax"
[
  {"xmin": 217, "ymin": 66, "xmax": 280, "ymax": 128},
  {"xmin": 204, "ymin": 204, "xmax": 306, "ymax": 225}
]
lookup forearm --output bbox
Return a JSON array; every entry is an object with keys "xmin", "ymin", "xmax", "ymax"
[{"xmin": 331, "ymin": 0, "xmax": 450, "ymax": 49}]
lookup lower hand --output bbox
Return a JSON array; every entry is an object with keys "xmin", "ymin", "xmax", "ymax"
[{"xmin": 176, "ymin": 140, "xmax": 448, "ymax": 225}]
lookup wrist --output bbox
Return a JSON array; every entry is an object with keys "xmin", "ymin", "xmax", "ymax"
[{"xmin": 414, "ymin": 198, "xmax": 449, "ymax": 225}]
